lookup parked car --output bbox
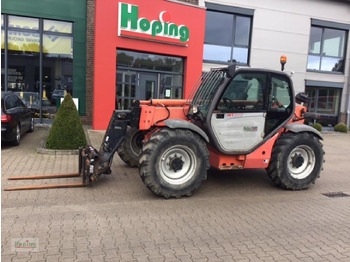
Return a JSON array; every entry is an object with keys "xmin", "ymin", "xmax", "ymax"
[
  {"xmin": 14, "ymin": 91, "xmax": 50, "ymax": 118},
  {"xmin": 1, "ymin": 92, "xmax": 34, "ymax": 145},
  {"xmin": 14, "ymin": 91, "xmax": 39, "ymax": 112},
  {"xmin": 51, "ymin": 89, "xmax": 66, "ymax": 104}
]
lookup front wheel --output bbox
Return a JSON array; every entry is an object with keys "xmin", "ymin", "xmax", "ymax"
[
  {"xmin": 117, "ymin": 127, "xmax": 145, "ymax": 167},
  {"xmin": 267, "ymin": 132, "xmax": 324, "ymax": 190},
  {"xmin": 139, "ymin": 128, "xmax": 210, "ymax": 198}
]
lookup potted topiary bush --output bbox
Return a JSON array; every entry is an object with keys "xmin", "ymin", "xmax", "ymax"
[
  {"xmin": 46, "ymin": 93, "xmax": 87, "ymax": 150},
  {"xmin": 334, "ymin": 122, "xmax": 348, "ymax": 133},
  {"xmin": 312, "ymin": 123, "xmax": 323, "ymax": 132}
]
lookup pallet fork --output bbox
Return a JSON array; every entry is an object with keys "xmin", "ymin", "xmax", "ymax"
[
  {"xmin": 4, "ymin": 109, "xmax": 138, "ymax": 191},
  {"xmin": 5, "ymin": 147, "xmax": 94, "ymax": 191}
]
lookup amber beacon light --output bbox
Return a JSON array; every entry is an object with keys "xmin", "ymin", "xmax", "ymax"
[{"xmin": 280, "ymin": 55, "xmax": 287, "ymax": 71}]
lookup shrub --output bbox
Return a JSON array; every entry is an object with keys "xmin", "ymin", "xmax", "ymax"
[
  {"xmin": 318, "ymin": 119, "xmax": 328, "ymax": 127},
  {"xmin": 312, "ymin": 123, "xmax": 322, "ymax": 132},
  {"xmin": 334, "ymin": 122, "xmax": 348, "ymax": 133},
  {"xmin": 46, "ymin": 93, "xmax": 87, "ymax": 149}
]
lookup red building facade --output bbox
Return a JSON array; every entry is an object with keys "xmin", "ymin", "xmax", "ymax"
[{"xmin": 93, "ymin": 0, "xmax": 205, "ymax": 129}]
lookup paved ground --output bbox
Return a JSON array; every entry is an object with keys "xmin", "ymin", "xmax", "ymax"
[{"xmin": 1, "ymin": 127, "xmax": 350, "ymax": 262}]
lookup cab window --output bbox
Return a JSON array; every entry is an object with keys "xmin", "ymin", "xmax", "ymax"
[
  {"xmin": 268, "ymin": 75, "xmax": 293, "ymax": 112},
  {"xmin": 217, "ymin": 72, "xmax": 267, "ymax": 112},
  {"xmin": 265, "ymin": 74, "xmax": 294, "ymax": 135}
]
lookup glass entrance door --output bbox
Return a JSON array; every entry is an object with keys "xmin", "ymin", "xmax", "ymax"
[
  {"xmin": 116, "ymin": 49, "xmax": 184, "ymax": 109},
  {"xmin": 116, "ymin": 68, "xmax": 185, "ymax": 109},
  {"xmin": 139, "ymin": 73, "xmax": 158, "ymax": 100}
]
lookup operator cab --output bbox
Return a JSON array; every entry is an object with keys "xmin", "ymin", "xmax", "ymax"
[{"xmin": 188, "ymin": 65, "xmax": 294, "ymax": 154}]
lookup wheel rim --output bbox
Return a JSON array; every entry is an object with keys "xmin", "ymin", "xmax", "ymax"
[
  {"xmin": 129, "ymin": 131, "xmax": 144, "ymax": 155},
  {"xmin": 31, "ymin": 118, "xmax": 34, "ymax": 130},
  {"xmin": 159, "ymin": 145, "xmax": 197, "ymax": 185},
  {"xmin": 16, "ymin": 125, "xmax": 21, "ymax": 142},
  {"xmin": 287, "ymin": 145, "xmax": 315, "ymax": 179}
]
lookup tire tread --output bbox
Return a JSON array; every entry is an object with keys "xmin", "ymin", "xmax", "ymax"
[{"xmin": 139, "ymin": 128, "xmax": 209, "ymax": 198}]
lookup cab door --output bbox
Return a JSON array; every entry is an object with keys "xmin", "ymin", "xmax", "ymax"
[
  {"xmin": 264, "ymin": 74, "xmax": 294, "ymax": 135},
  {"xmin": 210, "ymin": 72, "xmax": 268, "ymax": 152},
  {"xmin": 209, "ymin": 71, "xmax": 294, "ymax": 153}
]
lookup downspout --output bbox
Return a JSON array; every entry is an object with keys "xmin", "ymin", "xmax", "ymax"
[
  {"xmin": 346, "ymin": 72, "xmax": 350, "ymax": 127},
  {"xmin": 347, "ymin": 41, "xmax": 350, "ymax": 127},
  {"xmin": 347, "ymin": 78, "xmax": 350, "ymax": 127}
]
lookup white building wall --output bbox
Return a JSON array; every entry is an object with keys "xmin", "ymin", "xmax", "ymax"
[{"xmin": 199, "ymin": 0, "xmax": 350, "ymax": 122}]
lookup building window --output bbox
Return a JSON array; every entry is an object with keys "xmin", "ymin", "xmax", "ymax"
[
  {"xmin": 116, "ymin": 70, "xmax": 136, "ymax": 110},
  {"xmin": 1, "ymin": 14, "xmax": 73, "ymax": 119},
  {"xmin": 305, "ymin": 85, "xmax": 342, "ymax": 126},
  {"xmin": 307, "ymin": 20, "xmax": 348, "ymax": 73},
  {"xmin": 116, "ymin": 50, "xmax": 184, "ymax": 109},
  {"xmin": 203, "ymin": 3, "xmax": 253, "ymax": 65}
]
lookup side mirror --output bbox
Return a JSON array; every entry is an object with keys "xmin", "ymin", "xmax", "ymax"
[
  {"xmin": 295, "ymin": 92, "xmax": 311, "ymax": 104},
  {"xmin": 226, "ymin": 63, "xmax": 236, "ymax": 78}
]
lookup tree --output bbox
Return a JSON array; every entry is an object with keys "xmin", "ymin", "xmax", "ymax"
[{"xmin": 46, "ymin": 93, "xmax": 87, "ymax": 149}]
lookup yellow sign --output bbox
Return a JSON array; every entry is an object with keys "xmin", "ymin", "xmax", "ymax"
[
  {"xmin": 4, "ymin": 16, "xmax": 73, "ymax": 56},
  {"xmin": 7, "ymin": 31, "xmax": 72, "ymax": 56}
]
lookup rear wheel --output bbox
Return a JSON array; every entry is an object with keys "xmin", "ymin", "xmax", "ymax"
[
  {"xmin": 28, "ymin": 117, "xmax": 34, "ymax": 133},
  {"xmin": 267, "ymin": 132, "xmax": 324, "ymax": 190},
  {"xmin": 139, "ymin": 128, "xmax": 210, "ymax": 198},
  {"xmin": 13, "ymin": 124, "xmax": 21, "ymax": 146},
  {"xmin": 117, "ymin": 127, "xmax": 145, "ymax": 167}
]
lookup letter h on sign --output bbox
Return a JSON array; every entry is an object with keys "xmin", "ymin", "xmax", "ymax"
[{"xmin": 120, "ymin": 3, "xmax": 138, "ymax": 29}]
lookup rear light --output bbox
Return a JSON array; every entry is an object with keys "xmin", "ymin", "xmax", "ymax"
[{"xmin": 1, "ymin": 114, "xmax": 12, "ymax": 123}]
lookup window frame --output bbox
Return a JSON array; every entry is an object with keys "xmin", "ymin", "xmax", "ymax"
[
  {"xmin": 203, "ymin": 3, "xmax": 254, "ymax": 66},
  {"xmin": 2, "ymin": 14, "xmax": 74, "ymax": 121},
  {"xmin": 305, "ymin": 80, "xmax": 343, "ymax": 124},
  {"xmin": 307, "ymin": 19, "xmax": 349, "ymax": 74},
  {"xmin": 116, "ymin": 49, "xmax": 185, "ymax": 109},
  {"xmin": 216, "ymin": 72, "xmax": 268, "ymax": 113}
]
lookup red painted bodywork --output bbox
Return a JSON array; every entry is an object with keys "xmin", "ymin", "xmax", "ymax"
[
  {"xmin": 139, "ymin": 99, "xmax": 188, "ymax": 130},
  {"xmin": 208, "ymin": 133, "xmax": 278, "ymax": 170},
  {"xmin": 210, "ymin": 104, "xmax": 308, "ymax": 170},
  {"xmin": 137, "ymin": 99, "xmax": 308, "ymax": 170},
  {"xmin": 93, "ymin": 0, "xmax": 206, "ymax": 130}
]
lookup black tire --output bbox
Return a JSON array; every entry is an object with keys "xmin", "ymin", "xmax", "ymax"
[
  {"xmin": 13, "ymin": 124, "xmax": 21, "ymax": 146},
  {"xmin": 28, "ymin": 117, "xmax": 35, "ymax": 133},
  {"xmin": 139, "ymin": 128, "xmax": 210, "ymax": 198},
  {"xmin": 267, "ymin": 132, "xmax": 324, "ymax": 190},
  {"xmin": 117, "ymin": 127, "xmax": 145, "ymax": 167}
]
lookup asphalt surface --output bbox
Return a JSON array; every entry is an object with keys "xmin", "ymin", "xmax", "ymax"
[{"xmin": 1, "ymin": 126, "xmax": 350, "ymax": 261}]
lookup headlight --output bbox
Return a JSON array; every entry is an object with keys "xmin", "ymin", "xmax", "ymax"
[
  {"xmin": 188, "ymin": 105, "xmax": 198, "ymax": 115},
  {"xmin": 117, "ymin": 112, "xmax": 127, "ymax": 119}
]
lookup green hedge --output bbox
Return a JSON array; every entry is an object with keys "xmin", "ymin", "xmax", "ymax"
[
  {"xmin": 334, "ymin": 122, "xmax": 348, "ymax": 133},
  {"xmin": 46, "ymin": 93, "xmax": 87, "ymax": 149},
  {"xmin": 312, "ymin": 123, "xmax": 323, "ymax": 132}
]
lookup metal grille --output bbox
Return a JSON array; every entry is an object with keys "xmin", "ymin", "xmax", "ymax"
[{"xmin": 187, "ymin": 68, "xmax": 226, "ymax": 118}]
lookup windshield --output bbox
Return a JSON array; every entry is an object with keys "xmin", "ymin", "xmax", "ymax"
[
  {"xmin": 14, "ymin": 92, "xmax": 40, "ymax": 108},
  {"xmin": 53, "ymin": 90, "xmax": 65, "ymax": 95},
  {"xmin": 186, "ymin": 68, "xmax": 226, "ymax": 118}
]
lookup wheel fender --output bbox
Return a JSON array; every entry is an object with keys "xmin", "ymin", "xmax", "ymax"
[
  {"xmin": 163, "ymin": 119, "xmax": 209, "ymax": 143},
  {"xmin": 284, "ymin": 123, "xmax": 323, "ymax": 140}
]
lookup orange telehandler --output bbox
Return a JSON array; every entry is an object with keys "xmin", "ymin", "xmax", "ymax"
[
  {"xmin": 6, "ymin": 63, "xmax": 324, "ymax": 198},
  {"xmin": 82, "ymin": 63, "xmax": 324, "ymax": 198}
]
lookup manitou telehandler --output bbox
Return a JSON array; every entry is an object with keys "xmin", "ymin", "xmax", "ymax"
[
  {"xmin": 6, "ymin": 63, "xmax": 324, "ymax": 198},
  {"xmin": 79, "ymin": 62, "xmax": 323, "ymax": 198}
]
